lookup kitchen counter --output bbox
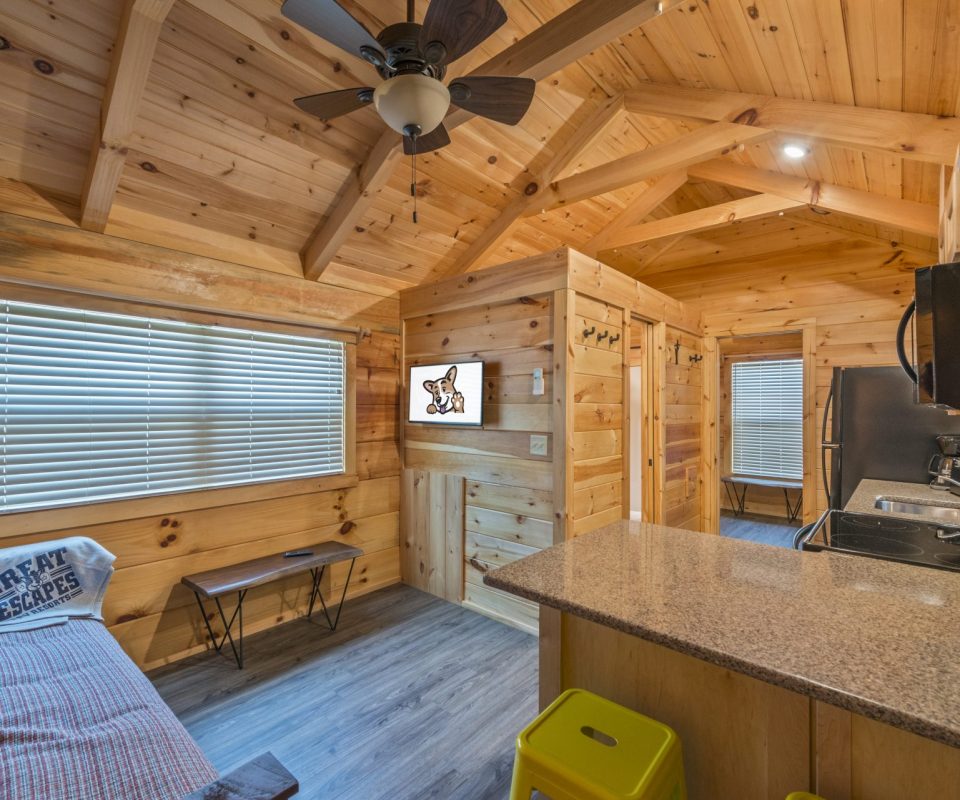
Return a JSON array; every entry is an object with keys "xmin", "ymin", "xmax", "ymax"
[
  {"xmin": 846, "ymin": 477, "xmax": 960, "ymax": 522},
  {"xmin": 485, "ymin": 519, "xmax": 960, "ymax": 749}
]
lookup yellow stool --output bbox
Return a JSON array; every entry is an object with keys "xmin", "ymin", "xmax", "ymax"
[{"xmin": 510, "ymin": 689, "xmax": 687, "ymax": 800}]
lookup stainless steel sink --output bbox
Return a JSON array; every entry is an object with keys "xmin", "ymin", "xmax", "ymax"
[{"xmin": 874, "ymin": 498, "xmax": 960, "ymax": 522}]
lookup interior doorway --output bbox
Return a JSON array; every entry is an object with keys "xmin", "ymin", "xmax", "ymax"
[
  {"xmin": 628, "ymin": 317, "xmax": 655, "ymax": 522},
  {"xmin": 717, "ymin": 331, "xmax": 806, "ymax": 548}
]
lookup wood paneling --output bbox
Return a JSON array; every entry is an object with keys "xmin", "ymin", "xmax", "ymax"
[
  {"xmin": 644, "ymin": 239, "xmax": 927, "ymax": 519},
  {"xmin": 560, "ymin": 614, "xmax": 810, "ymax": 799},
  {"xmin": 572, "ymin": 295, "xmax": 625, "ymax": 536},
  {"xmin": 941, "ymin": 145, "xmax": 960, "ymax": 263},
  {"xmin": 401, "ymin": 470, "xmax": 464, "ymax": 603},
  {"xmin": 663, "ymin": 328, "xmax": 702, "ymax": 530},
  {"xmin": 558, "ymin": 613, "xmax": 960, "ymax": 800},
  {"xmin": 0, "ymin": 217, "xmax": 401, "ymax": 669},
  {"xmin": 0, "ymin": 0, "xmax": 954, "ymax": 286},
  {"xmin": 400, "ymin": 249, "xmax": 699, "ymax": 628},
  {"xmin": 402, "ymin": 292, "xmax": 554, "ymax": 629}
]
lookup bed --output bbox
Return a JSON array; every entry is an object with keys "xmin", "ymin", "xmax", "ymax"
[{"xmin": 0, "ymin": 614, "xmax": 296, "ymax": 799}]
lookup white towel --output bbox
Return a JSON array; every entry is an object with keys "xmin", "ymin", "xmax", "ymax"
[{"xmin": 0, "ymin": 537, "xmax": 116, "ymax": 632}]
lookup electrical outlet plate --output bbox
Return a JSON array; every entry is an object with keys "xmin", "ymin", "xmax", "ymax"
[{"xmin": 530, "ymin": 434, "xmax": 548, "ymax": 456}]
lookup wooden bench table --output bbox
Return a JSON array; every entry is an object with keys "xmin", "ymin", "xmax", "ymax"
[
  {"xmin": 721, "ymin": 475, "xmax": 803, "ymax": 524},
  {"xmin": 182, "ymin": 541, "xmax": 362, "ymax": 669}
]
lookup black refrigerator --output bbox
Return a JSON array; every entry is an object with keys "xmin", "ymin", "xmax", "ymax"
[{"xmin": 824, "ymin": 366, "xmax": 960, "ymax": 509}]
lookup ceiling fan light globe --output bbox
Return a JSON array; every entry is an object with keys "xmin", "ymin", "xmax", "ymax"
[{"xmin": 373, "ymin": 74, "xmax": 451, "ymax": 136}]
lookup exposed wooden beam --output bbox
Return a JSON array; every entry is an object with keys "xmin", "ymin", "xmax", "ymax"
[
  {"xmin": 688, "ymin": 160, "xmax": 940, "ymax": 238},
  {"xmin": 581, "ymin": 170, "xmax": 687, "ymax": 257},
  {"xmin": 301, "ymin": 132, "xmax": 401, "ymax": 281},
  {"xmin": 443, "ymin": 94, "xmax": 625, "ymax": 277},
  {"xmin": 624, "ymin": 82, "xmax": 960, "ymax": 166},
  {"xmin": 302, "ymin": 0, "xmax": 686, "ymax": 281},
  {"xmin": 601, "ymin": 194, "xmax": 805, "ymax": 250},
  {"xmin": 80, "ymin": 0, "xmax": 175, "ymax": 232},
  {"xmin": 527, "ymin": 123, "xmax": 773, "ymax": 214}
]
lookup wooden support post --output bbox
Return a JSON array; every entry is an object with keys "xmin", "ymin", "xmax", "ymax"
[
  {"xmin": 652, "ymin": 322, "xmax": 667, "ymax": 524},
  {"xmin": 700, "ymin": 335, "xmax": 719, "ymax": 534},
  {"xmin": 802, "ymin": 325, "xmax": 818, "ymax": 523}
]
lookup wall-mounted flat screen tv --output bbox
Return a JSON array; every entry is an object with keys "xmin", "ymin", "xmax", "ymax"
[{"xmin": 408, "ymin": 361, "xmax": 483, "ymax": 426}]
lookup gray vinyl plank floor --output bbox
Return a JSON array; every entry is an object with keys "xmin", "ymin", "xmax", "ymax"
[
  {"xmin": 719, "ymin": 511, "xmax": 798, "ymax": 548},
  {"xmin": 150, "ymin": 584, "xmax": 537, "ymax": 800}
]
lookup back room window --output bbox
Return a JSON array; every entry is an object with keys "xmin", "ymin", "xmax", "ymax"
[
  {"xmin": 0, "ymin": 298, "xmax": 346, "ymax": 513},
  {"xmin": 731, "ymin": 358, "xmax": 803, "ymax": 481}
]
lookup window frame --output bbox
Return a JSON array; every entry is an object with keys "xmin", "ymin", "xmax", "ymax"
[
  {"xmin": 725, "ymin": 354, "xmax": 804, "ymax": 482},
  {"xmin": 0, "ymin": 283, "xmax": 358, "ymax": 538}
]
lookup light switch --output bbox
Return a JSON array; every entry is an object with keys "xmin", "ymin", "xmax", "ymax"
[
  {"xmin": 532, "ymin": 368, "xmax": 545, "ymax": 396},
  {"xmin": 530, "ymin": 435, "xmax": 548, "ymax": 456}
]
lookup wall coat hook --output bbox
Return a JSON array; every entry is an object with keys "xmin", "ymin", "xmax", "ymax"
[
  {"xmin": 608, "ymin": 333, "xmax": 621, "ymax": 347},
  {"xmin": 673, "ymin": 340, "xmax": 681, "ymax": 364},
  {"xmin": 689, "ymin": 353, "xmax": 703, "ymax": 364},
  {"xmin": 583, "ymin": 325, "xmax": 596, "ymax": 338},
  {"xmin": 597, "ymin": 330, "xmax": 609, "ymax": 342}
]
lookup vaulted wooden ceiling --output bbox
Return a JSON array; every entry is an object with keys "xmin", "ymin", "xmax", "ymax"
[{"xmin": 1, "ymin": 0, "xmax": 957, "ymax": 295}]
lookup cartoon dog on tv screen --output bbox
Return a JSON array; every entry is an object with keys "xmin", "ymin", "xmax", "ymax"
[{"xmin": 422, "ymin": 365, "xmax": 466, "ymax": 416}]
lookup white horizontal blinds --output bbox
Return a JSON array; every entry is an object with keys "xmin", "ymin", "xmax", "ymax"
[
  {"xmin": 731, "ymin": 358, "xmax": 803, "ymax": 480},
  {"xmin": 0, "ymin": 299, "xmax": 345, "ymax": 513}
]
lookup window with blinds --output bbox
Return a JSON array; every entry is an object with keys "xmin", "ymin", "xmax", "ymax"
[
  {"xmin": 731, "ymin": 358, "xmax": 803, "ymax": 480},
  {"xmin": 0, "ymin": 298, "xmax": 346, "ymax": 513}
]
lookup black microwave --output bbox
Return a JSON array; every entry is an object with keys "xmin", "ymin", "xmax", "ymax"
[{"xmin": 898, "ymin": 262, "xmax": 960, "ymax": 409}]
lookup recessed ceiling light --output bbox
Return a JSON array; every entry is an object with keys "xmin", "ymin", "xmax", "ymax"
[{"xmin": 783, "ymin": 144, "xmax": 808, "ymax": 159}]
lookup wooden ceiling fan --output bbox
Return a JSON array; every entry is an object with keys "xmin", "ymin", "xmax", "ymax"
[{"xmin": 282, "ymin": 0, "xmax": 536, "ymax": 155}]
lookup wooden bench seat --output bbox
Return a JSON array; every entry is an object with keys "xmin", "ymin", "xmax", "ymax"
[
  {"xmin": 182, "ymin": 541, "xmax": 362, "ymax": 669},
  {"xmin": 721, "ymin": 474, "xmax": 803, "ymax": 523}
]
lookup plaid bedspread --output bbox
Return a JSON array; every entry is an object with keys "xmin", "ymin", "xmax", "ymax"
[{"xmin": 0, "ymin": 619, "xmax": 218, "ymax": 800}]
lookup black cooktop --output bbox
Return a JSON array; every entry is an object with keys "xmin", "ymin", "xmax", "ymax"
[{"xmin": 801, "ymin": 510, "xmax": 960, "ymax": 572}]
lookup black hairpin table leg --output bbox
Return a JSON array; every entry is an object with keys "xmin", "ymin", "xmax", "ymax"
[
  {"xmin": 194, "ymin": 589, "xmax": 247, "ymax": 669},
  {"xmin": 307, "ymin": 558, "xmax": 356, "ymax": 631},
  {"xmin": 724, "ymin": 481, "xmax": 747, "ymax": 517},
  {"xmin": 784, "ymin": 489, "xmax": 803, "ymax": 524}
]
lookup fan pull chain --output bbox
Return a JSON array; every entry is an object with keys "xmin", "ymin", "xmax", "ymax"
[{"xmin": 410, "ymin": 137, "xmax": 418, "ymax": 225}]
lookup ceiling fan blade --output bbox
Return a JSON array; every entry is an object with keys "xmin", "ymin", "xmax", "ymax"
[
  {"xmin": 419, "ymin": 0, "xmax": 507, "ymax": 66},
  {"xmin": 404, "ymin": 124, "xmax": 451, "ymax": 155},
  {"xmin": 294, "ymin": 87, "xmax": 375, "ymax": 120},
  {"xmin": 281, "ymin": 0, "xmax": 385, "ymax": 62},
  {"xmin": 448, "ymin": 76, "xmax": 535, "ymax": 125}
]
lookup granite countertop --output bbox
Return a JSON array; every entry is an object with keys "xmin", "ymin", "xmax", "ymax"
[
  {"xmin": 846, "ymin": 478, "xmax": 960, "ymax": 521},
  {"xmin": 485, "ymin": 520, "xmax": 960, "ymax": 748}
]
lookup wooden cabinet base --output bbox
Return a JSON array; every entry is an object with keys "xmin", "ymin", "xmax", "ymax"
[{"xmin": 549, "ymin": 614, "xmax": 960, "ymax": 800}]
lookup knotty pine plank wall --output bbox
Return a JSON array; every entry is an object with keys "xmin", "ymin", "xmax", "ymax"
[
  {"xmin": 0, "ymin": 214, "xmax": 401, "ymax": 669},
  {"xmin": 664, "ymin": 327, "xmax": 703, "ymax": 530},
  {"xmin": 403, "ymin": 294, "xmax": 555, "ymax": 633},
  {"xmin": 642, "ymin": 239, "xmax": 925, "ymax": 518},
  {"xmin": 572, "ymin": 294, "xmax": 625, "ymax": 536}
]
